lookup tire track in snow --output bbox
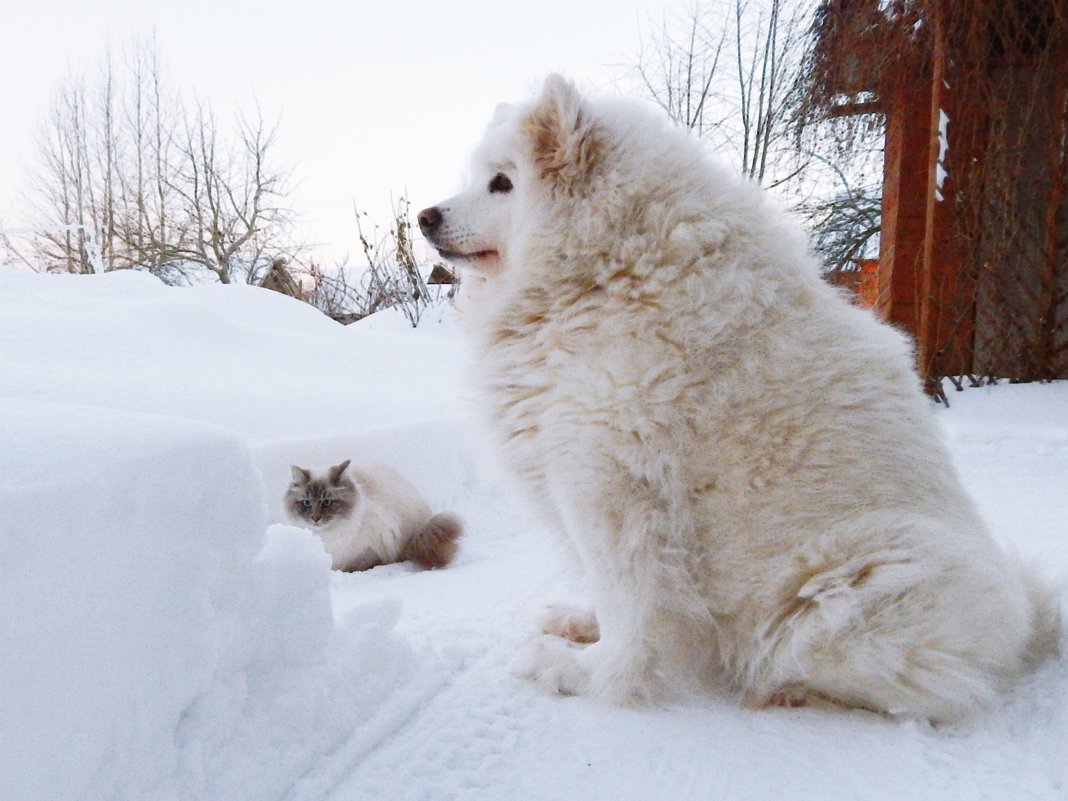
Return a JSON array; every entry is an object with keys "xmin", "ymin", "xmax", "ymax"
[
  {"xmin": 285, "ymin": 526, "xmax": 558, "ymax": 801},
  {"xmin": 280, "ymin": 665, "xmax": 454, "ymax": 801},
  {"xmin": 311, "ymin": 619, "xmax": 535, "ymax": 801}
]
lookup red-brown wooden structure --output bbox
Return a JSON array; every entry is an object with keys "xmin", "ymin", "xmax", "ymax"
[{"xmin": 808, "ymin": 0, "xmax": 1068, "ymax": 391}]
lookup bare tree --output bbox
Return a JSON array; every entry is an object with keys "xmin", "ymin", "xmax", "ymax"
[
  {"xmin": 635, "ymin": 4, "xmax": 730, "ymax": 136},
  {"xmin": 167, "ymin": 105, "xmax": 293, "ymax": 284},
  {"xmin": 629, "ymin": 0, "xmax": 892, "ymax": 275},
  {"xmin": 117, "ymin": 35, "xmax": 186, "ymax": 282},
  {"xmin": 25, "ymin": 75, "xmax": 92, "ymax": 273},
  {"xmin": 731, "ymin": 0, "xmax": 813, "ymax": 185},
  {"xmin": 800, "ymin": 184, "xmax": 881, "ymax": 269},
  {"xmin": 0, "ymin": 222, "xmax": 36, "ymax": 270},
  {"xmin": 17, "ymin": 36, "xmax": 298, "ymax": 285},
  {"xmin": 632, "ymin": 0, "xmax": 815, "ymax": 188}
]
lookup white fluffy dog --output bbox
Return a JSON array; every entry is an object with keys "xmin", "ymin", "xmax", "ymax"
[{"xmin": 418, "ymin": 75, "xmax": 1058, "ymax": 721}]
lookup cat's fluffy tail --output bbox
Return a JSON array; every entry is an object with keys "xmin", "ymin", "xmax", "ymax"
[{"xmin": 403, "ymin": 513, "xmax": 462, "ymax": 569}]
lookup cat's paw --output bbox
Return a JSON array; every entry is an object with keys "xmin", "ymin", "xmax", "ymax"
[
  {"xmin": 537, "ymin": 603, "xmax": 600, "ymax": 643},
  {"xmin": 511, "ymin": 637, "xmax": 591, "ymax": 696}
]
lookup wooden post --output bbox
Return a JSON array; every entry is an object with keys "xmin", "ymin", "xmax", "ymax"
[
  {"xmin": 919, "ymin": 4, "xmax": 979, "ymax": 385},
  {"xmin": 877, "ymin": 3, "xmax": 982, "ymax": 391},
  {"xmin": 877, "ymin": 65, "xmax": 933, "ymax": 360},
  {"xmin": 1038, "ymin": 47, "xmax": 1068, "ymax": 379}
]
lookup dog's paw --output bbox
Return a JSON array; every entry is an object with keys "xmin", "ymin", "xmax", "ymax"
[
  {"xmin": 743, "ymin": 684, "xmax": 850, "ymax": 712},
  {"xmin": 537, "ymin": 603, "xmax": 600, "ymax": 643},
  {"xmin": 743, "ymin": 685, "xmax": 812, "ymax": 709},
  {"xmin": 511, "ymin": 637, "xmax": 592, "ymax": 696}
]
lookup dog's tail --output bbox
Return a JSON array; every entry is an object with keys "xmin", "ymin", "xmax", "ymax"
[
  {"xmin": 402, "ymin": 512, "xmax": 463, "ymax": 569},
  {"xmin": 1023, "ymin": 564, "xmax": 1064, "ymax": 664}
]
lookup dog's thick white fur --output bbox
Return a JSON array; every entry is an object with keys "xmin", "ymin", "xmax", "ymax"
[{"xmin": 420, "ymin": 75, "xmax": 1059, "ymax": 721}]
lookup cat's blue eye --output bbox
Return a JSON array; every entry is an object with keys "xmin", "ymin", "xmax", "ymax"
[
  {"xmin": 301, "ymin": 499, "xmax": 312, "ymax": 509},
  {"xmin": 322, "ymin": 499, "xmax": 332, "ymax": 508}
]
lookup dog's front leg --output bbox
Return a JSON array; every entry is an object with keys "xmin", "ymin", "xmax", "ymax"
[
  {"xmin": 513, "ymin": 471, "xmax": 694, "ymax": 705},
  {"xmin": 512, "ymin": 622, "xmax": 663, "ymax": 704}
]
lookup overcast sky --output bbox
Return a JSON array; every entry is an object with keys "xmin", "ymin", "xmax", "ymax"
[{"xmin": 0, "ymin": 0, "xmax": 674, "ymax": 266}]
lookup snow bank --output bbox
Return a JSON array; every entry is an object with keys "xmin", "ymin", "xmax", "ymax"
[
  {"xmin": 0, "ymin": 269, "xmax": 465, "ymax": 441},
  {"xmin": 0, "ymin": 398, "xmax": 412, "ymax": 801}
]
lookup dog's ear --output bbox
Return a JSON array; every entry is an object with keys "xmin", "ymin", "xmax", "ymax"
[
  {"xmin": 491, "ymin": 103, "xmax": 513, "ymax": 124},
  {"xmin": 522, "ymin": 74, "xmax": 598, "ymax": 189}
]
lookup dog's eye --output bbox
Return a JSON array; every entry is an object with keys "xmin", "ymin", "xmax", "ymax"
[{"xmin": 488, "ymin": 173, "xmax": 513, "ymax": 194}]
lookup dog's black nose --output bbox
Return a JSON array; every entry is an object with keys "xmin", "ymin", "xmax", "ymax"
[{"xmin": 417, "ymin": 206, "xmax": 442, "ymax": 235}]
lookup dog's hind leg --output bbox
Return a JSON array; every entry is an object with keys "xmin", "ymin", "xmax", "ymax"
[{"xmin": 747, "ymin": 534, "xmax": 1036, "ymax": 722}]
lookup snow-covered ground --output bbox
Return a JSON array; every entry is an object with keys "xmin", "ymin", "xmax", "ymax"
[{"xmin": 1, "ymin": 269, "xmax": 1065, "ymax": 801}]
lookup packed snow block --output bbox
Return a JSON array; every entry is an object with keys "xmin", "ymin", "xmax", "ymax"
[
  {"xmin": 0, "ymin": 399, "xmax": 417, "ymax": 801},
  {"xmin": 0, "ymin": 399, "xmax": 267, "ymax": 801},
  {"xmin": 175, "ymin": 534, "xmax": 413, "ymax": 801}
]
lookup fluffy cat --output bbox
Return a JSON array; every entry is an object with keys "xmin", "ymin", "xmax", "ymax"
[{"xmin": 284, "ymin": 459, "xmax": 462, "ymax": 571}]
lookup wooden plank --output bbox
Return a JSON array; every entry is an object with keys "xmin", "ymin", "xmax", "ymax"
[
  {"xmin": 919, "ymin": 4, "xmax": 979, "ymax": 383},
  {"xmin": 1038, "ymin": 57, "xmax": 1067, "ymax": 378},
  {"xmin": 877, "ymin": 73, "xmax": 933, "ymax": 354}
]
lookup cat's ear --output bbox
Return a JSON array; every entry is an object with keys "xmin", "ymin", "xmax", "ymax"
[
  {"xmin": 290, "ymin": 465, "xmax": 311, "ymax": 484},
  {"xmin": 329, "ymin": 459, "xmax": 352, "ymax": 483}
]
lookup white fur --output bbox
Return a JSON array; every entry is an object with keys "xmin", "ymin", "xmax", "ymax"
[{"xmin": 424, "ymin": 75, "xmax": 1059, "ymax": 721}]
